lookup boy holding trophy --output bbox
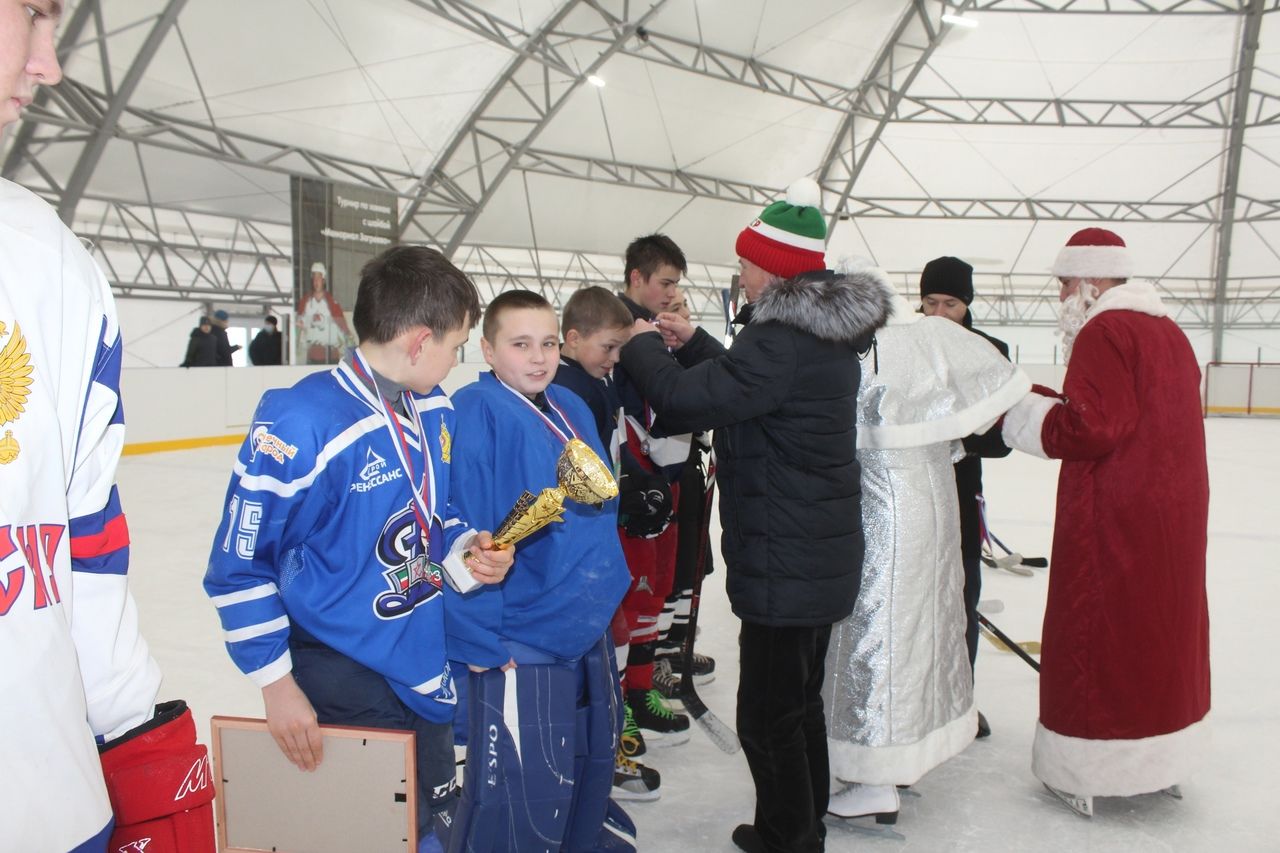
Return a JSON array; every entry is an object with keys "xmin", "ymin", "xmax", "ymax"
[
  {"xmin": 446, "ymin": 290, "xmax": 635, "ymax": 851},
  {"xmin": 204, "ymin": 246, "xmax": 512, "ymax": 852}
]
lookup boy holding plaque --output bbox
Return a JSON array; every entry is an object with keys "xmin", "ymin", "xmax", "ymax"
[
  {"xmin": 446, "ymin": 290, "xmax": 635, "ymax": 851},
  {"xmin": 204, "ymin": 246, "xmax": 512, "ymax": 853}
]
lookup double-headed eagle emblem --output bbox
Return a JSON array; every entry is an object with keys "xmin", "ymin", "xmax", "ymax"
[{"xmin": 0, "ymin": 320, "xmax": 32, "ymax": 465}]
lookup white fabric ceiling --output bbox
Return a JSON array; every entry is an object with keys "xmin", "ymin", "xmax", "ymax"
[{"xmin": 6, "ymin": 0, "xmax": 1278, "ymax": 309}]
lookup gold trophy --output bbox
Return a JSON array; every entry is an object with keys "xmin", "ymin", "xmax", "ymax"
[{"xmin": 464, "ymin": 438, "xmax": 618, "ymax": 560}]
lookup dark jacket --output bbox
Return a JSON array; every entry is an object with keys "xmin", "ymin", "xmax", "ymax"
[
  {"xmin": 955, "ymin": 326, "xmax": 1012, "ymax": 559},
  {"xmin": 618, "ymin": 269, "xmax": 892, "ymax": 627},
  {"xmin": 248, "ymin": 329, "xmax": 282, "ymax": 365},
  {"xmin": 182, "ymin": 328, "xmax": 218, "ymax": 367},
  {"xmin": 212, "ymin": 325, "xmax": 236, "ymax": 366}
]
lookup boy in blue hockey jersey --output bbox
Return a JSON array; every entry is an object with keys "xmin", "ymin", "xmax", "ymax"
[
  {"xmin": 204, "ymin": 246, "xmax": 513, "ymax": 851},
  {"xmin": 447, "ymin": 290, "xmax": 635, "ymax": 851}
]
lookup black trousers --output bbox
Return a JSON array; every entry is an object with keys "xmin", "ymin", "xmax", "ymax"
[
  {"xmin": 737, "ymin": 621, "xmax": 831, "ymax": 853},
  {"xmin": 962, "ymin": 556, "xmax": 981, "ymax": 674}
]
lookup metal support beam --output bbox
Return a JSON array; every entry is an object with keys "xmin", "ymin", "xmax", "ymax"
[
  {"xmin": 1211, "ymin": 0, "xmax": 1264, "ymax": 359},
  {"xmin": 55, "ymin": 0, "xmax": 189, "ymax": 225},
  {"xmin": 872, "ymin": 88, "xmax": 1280, "ymax": 128},
  {"xmin": 398, "ymin": 0, "xmax": 670, "ymax": 255},
  {"xmin": 74, "ymin": 198, "xmax": 1280, "ymax": 329},
  {"xmin": 405, "ymin": 0, "xmax": 1270, "ymax": 121},
  {"xmin": 819, "ymin": 0, "xmax": 977, "ymax": 240},
  {"xmin": 969, "ymin": 0, "xmax": 1277, "ymax": 12},
  {"xmin": 17, "ymin": 89, "xmax": 1272, "ymax": 226}
]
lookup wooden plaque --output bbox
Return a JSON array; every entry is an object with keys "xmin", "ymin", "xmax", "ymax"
[{"xmin": 211, "ymin": 716, "xmax": 416, "ymax": 853}]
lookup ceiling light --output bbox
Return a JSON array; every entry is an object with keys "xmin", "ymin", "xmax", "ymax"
[
  {"xmin": 587, "ymin": 74, "xmax": 606, "ymax": 88},
  {"xmin": 941, "ymin": 13, "xmax": 979, "ymax": 28}
]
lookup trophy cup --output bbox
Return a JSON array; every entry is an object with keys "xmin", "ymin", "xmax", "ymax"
[{"xmin": 464, "ymin": 438, "xmax": 618, "ymax": 560}]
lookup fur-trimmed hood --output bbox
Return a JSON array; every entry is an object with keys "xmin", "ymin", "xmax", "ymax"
[{"xmin": 751, "ymin": 268, "xmax": 894, "ymax": 344}]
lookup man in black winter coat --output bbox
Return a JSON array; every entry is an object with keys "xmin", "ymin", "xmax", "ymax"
[
  {"xmin": 619, "ymin": 181, "xmax": 891, "ymax": 853},
  {"xmin": 919, "ymin": 255, "xmax": 1012, "ymax": 740},
  {"xmin": 248, "ymin": 316, "xmax": 283, "ymax": 365},
  {"xmin": 181, "ymin": 316, "xmax": 218, "ymax": 367}
]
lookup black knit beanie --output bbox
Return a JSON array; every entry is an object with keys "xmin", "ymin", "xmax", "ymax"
[{"xmin": 918, "ymin": 256, "xmax": 974, "ymax": 305}]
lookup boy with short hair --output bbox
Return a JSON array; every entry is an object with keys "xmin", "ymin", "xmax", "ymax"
[
  {"xmin": 555, "ymin": 285, "xmax": 632, "ymax": 454},
  {"xmin": 552, "ymin": 287, "xmax": 661, "ymax": 802},
  {"xmin": 612, "ymin": 235, "xmax": 695, "ymax": 743},
  {"xmin": 204, "ymin": 245, "xmax": 512, "ymax": 852},
  {"xmin": 446, "ymin": 289, "xmax": 636, "ymax": 850}
]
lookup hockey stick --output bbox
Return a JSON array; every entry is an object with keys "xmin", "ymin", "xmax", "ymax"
[
  {"xmin": 977, "ymin": 613, "xmax": 1040, "ymax": 672},
  {"xmin": 980, "ymin": 545, "xmax": 1034, "ymax": 577},
  {"xmin": 678, "ymin": 464, "xmax": 740, "ymax": 754},
  {"xmin": 987, "ymin": 530, "xmax": 1048, "ymax": 569},
  {"xmin": 976, "ymin": 495, "xmax": 1048, "ymax": 570}
]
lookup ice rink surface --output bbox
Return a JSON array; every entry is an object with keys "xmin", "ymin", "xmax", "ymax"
[{"xmin": 122, "ymin": 417, "xmax": 1279, "ymax": 852}]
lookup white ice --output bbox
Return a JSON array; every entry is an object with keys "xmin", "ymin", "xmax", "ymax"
[{"xmin": 121, "ymin": 417, "xmax": 1280, "ymax": 852}]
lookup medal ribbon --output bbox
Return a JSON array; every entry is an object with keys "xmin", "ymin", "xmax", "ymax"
[
  {"xmin": 494, "ymin": 374, "xmax": 583, "ymax": 446},
  {"xmin": 351, "ymin": 349, "xmax": 436, "ymax": 539}
]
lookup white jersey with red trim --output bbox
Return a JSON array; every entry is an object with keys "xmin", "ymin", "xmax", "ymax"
[{"xmin": 0, "ymin": 179, "xmax": 161, "ymax": 850}]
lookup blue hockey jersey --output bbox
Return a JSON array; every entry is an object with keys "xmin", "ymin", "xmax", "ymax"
[
  {"xmin": 204, "ymin": 361, "xmax": 476, "ymax": 723},
  {"xmin": 446, "ymin": 373, "xmax": 631, "ymax": 668}
]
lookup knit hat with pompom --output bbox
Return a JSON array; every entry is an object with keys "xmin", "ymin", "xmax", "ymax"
[{"xmin": 735, "ymin": 178, "xmax": 827, "ymax": 278}]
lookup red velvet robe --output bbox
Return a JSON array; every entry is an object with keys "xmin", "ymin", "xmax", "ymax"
[{"xmin": 1004, "ymin": 281, "xmax": 1210, "ymax": 796}]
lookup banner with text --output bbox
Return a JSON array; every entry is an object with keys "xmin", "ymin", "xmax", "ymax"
[{"xmin": 291, "ymin": 177, "xmax": 400, "ymax": 365}]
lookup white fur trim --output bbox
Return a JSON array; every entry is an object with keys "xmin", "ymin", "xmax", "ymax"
[
  {"xmin": 1032, "ymin": 716, "xmax": 1209, "ymax": 797},
  {"xmin": 1084, "ymin": 279, "xmax": 1168, "ymax": 325},
  {"xmin": 829, "ymin": 705, "xmax": 977, "ymax": 786},
  {"xmin": 858, "ymin": 369, "xmax": 1031, "ymax": 448},
  {"xmin": 747, "ymin": 218, "xmax": 827, "ymax": 253},
  {"xmin": 1052, "ymin": 244, "xmax": 1132, "ymax": 279},
  {"xmin": 1002, "ymin": 392, "xmax": 1060, "ymax": 459},
  {"xmin": 884, "ymin": 293, "xmax": 922, "ymax": 325}
]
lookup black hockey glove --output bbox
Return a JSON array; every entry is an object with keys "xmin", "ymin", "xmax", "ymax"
[{"xmin": 617, "ymin": 470, "xmax": 674, "ymax": 538}]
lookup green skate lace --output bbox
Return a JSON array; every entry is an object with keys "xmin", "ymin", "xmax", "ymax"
[
  {"xmin": 623, "ymin": 703, "xmax": 641, "ymax": 738},
  {"xmin": 643, "ymin": 688, "xmax": 677, "ymax": 720}
]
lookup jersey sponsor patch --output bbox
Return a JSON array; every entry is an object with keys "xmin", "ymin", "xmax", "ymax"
[
  {"xmin": 250, "ymin": 422, "xmax": 298, "ymax": 464},
  {"xmin": 351, "ymin": 447, "xmax": 404, "ymax": 493}
]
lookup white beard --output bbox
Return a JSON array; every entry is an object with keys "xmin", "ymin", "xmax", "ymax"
[{"xmin": 1057, "ymin": 282, "xmax": 1099, "ymax": 365}]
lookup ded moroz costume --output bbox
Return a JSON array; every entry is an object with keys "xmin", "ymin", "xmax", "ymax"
[{"xmin": 1003, "ymin": 228, "xmax": 1210, "ymax": 814}]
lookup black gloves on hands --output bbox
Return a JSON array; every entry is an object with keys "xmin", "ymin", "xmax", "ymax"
[{"xmin": 618, "ymin": 470, "xmax": 674, "ymax": 538}]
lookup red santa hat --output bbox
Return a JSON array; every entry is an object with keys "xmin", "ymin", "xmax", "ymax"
[{"xmin": 1051, "ymin": 227, "xmax": 1132, "ymax": 279}]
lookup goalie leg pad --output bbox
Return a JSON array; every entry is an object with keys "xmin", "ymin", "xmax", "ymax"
[
  {"xmin": 562, "ymin": 637, "xmax": 628, "ymax": 853},
  {"xmin": 97, "ymin": 700, "xmax": 215, "ymax": 853},
  {"xmin": 449, "ymin": 663, "xmax": 579, "ymax": 852}
]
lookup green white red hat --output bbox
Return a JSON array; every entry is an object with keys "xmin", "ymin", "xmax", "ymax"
[
  {"xmin": 1052, "ymin": 227, "xmax": 1132, "ymax": 279},
  {"xmin": 736, "ymin": 178, "xmax": 827, "ymax": 278}
]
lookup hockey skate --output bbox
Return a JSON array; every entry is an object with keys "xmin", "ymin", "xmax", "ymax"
[
  {"xmin": 619, "ymin": 703, "xmax": 647, "ymax": 758},
  {"xmin": 827, "ymin": 782, "xmax": 900, "ymax": 824},
  {"xmin": 612, "ymin": 750, "xmax": 661, "ymax": 802},
  {"xmin": 654, "ymin": 645, "xmax": 716, "ymax": 685},
  {"xmin": 626, "ymin": 688, "xmax": 690, "ymax": 746},
  {"xmin": 1043, "ymin": 783, "xmax": 1093, "ymax": 817},
  {"xmin": 652, "ymin": 658, "xmax": 683, "ymax": 706}
]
